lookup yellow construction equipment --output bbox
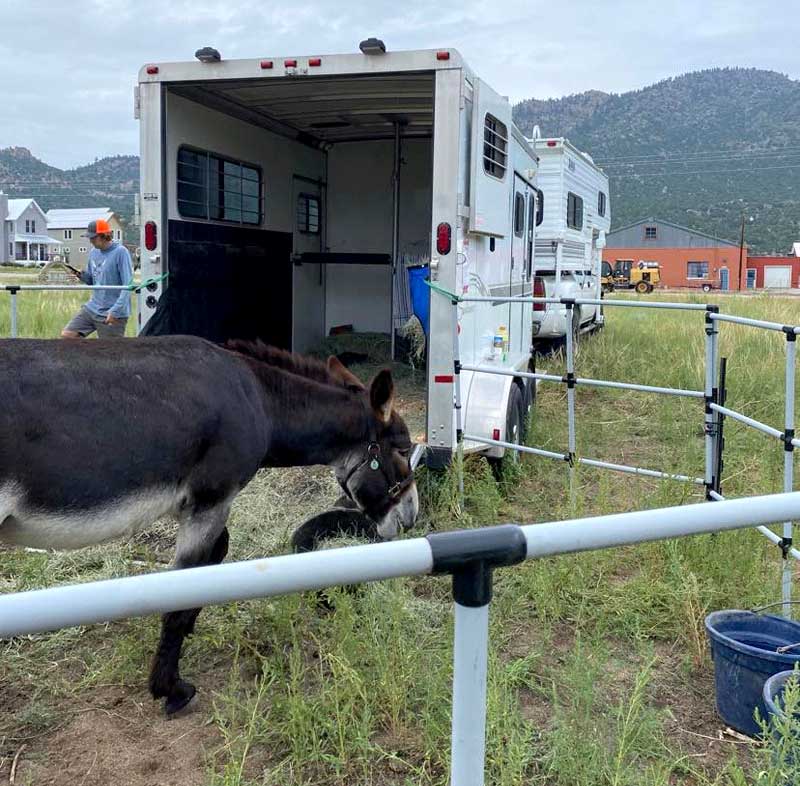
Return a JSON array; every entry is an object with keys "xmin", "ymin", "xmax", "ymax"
[{"xmin": 608, "ymin": 259, "xmax": 661, "ymax": 294}]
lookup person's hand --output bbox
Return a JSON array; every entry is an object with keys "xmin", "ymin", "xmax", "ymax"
[{"xmin": 105, "ymin": 313, "xmax": 120, "ymax": 325}]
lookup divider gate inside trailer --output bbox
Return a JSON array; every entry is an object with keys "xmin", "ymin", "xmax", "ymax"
[{"xmin": 429, "ymin": 282, "xmax": 800, "ymax": 616}]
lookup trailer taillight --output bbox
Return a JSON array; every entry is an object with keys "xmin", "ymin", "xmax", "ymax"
[
  {"xmin": 144, "ymin": 221, "xmax": 157, "ymax": 251},
  {"xmin": 309, "ymin": 57, "xmax": 322, "ymax": 66},
  {"xmin": 436, "ymin": 223, "xmax": 451, "ymax": 255},
  {"xmin": 260, "ymin": 60, "xmax": 274, "ymax": 69},
  {"xmin": 533, "ymin": 276, "xmax": 546, "ymax": 311},
  {"xmin": 492, "ymin": 428, "xmax": 501, "ymax": 441}
]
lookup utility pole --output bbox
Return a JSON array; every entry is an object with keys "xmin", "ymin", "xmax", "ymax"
[{"xmin": 737, "ymin": 211, "xmax": 746, "ymax": 291}]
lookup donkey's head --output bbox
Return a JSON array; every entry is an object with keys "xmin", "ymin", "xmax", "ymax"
[{"xmin": 327, "ymin": 357, "xmax": 418, "ymax": 540}]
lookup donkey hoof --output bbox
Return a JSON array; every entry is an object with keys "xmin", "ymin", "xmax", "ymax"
[{"xmin": 164, "ymin": 679, "xmax": 197, "ymax": 716}]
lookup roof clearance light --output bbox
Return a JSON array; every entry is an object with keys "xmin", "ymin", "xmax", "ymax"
[
  {"xmin": 359, "ymin": 37, "xmax": 387, "ymax": 55},
  {"xmin": 436, "ymin": 51, "xmax": 450, "ymax": 61},
  {"xmin": 546, "ymin": 140, "xmax": 557, "ymax": 147},
  {"xmin": 144, "ymin": 221, "xmax": 157, "ymax": 251},
  {"xmin": 436, "ymin": 222, "xmax": 452, "ymax": 255},
  {"xmin": 309, "ymin": 57, "xmax": 322, "ymax": 67},
  {"xmin": 260, "ymin": 60, "xmax": 274, "ymax": 69},
  {"xmin": 284, "ymin": 59, "xmax": 297, "ymax": 67},
  {"xmin": 146, "ymin": 65, "xmax": 159, "ymax": 75}
]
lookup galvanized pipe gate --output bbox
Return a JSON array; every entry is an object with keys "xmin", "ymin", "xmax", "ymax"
[
  {"xmin": 437, "ymin": 288, "xmax": 800, "ymax": 616},
  {"xmin": 2, "ymin": 493, "xmax": 800, "ymax": 786}
]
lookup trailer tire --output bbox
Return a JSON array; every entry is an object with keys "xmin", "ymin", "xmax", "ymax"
[
  {"xmin": 519, "ymin": 377, "xmax": 535, "ymax": 439},
  {"xmin": 702, "ymin": 283, "xmax": 713, "ymax": 293},
  {"xmin": 488, "ymin": 384, "xmax": 524, "ymax": 478}
]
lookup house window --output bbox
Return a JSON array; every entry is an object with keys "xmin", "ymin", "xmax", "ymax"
[
  {"xmin": 177, "ymin": 146, "xmax": 263, "ymax": 225},
  {"xmin": 31, "ymin": 219, "xmax": 36, "ymax": 234},
  {"xmin": 114, "ymin": 229, "xmax": 122, "ymax": 241},
  {"xmin": 25, "ymin": 220, "xmax": 30, "ymax": 233},
  {"xmin": 79, "ymin": 246, "xmax": 88, "ymax": 253},
  {"xmin": 483, "ymin": 114, "xmax": 508, "ymax": 180},
  {"xmin": 687, "ymin": 261, "xmax": 709, "ymax": 279},
  {"xmin": 598, "ymin": 191, "xmax": 607, "ymax": 217},
  {"xmin": 644, "ymin": 225, "xmax": 657, "ymax": 240},
  {"xmin": 296, "ymin": 194, "xmax": 320, "ymax": 234},
  {"xmin": 513, "ymin": 192, "xmax": 525, "ymax": 237},
  {"xmin": 64, "ymin": 229, "xmax": 72, "ymax": 240},
  {"xmin": 8, "ymin": 242, "xmax": 12, "ymax": 258},
  {"xmin": 567, "ymin": 192, "xmax": 583, "ymax": 230}
]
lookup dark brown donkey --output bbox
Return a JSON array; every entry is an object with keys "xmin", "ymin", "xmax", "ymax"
[{"xmin": 0, "ymin": 336, "xmax": 418, "ymax": 714}]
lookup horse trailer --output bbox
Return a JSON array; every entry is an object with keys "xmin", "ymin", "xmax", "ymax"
[
  {"xmin": 136, "ymin": 44, "xmax": 539, "ymax": 467},
  {"xmin": 528, "ymin": 135, "xmax": 610, "ymax": 344}
]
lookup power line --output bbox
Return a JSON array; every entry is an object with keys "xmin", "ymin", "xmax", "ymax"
[
  {"xmin": 595, "ymin": 144, "xmax": 800, "ymax": 163},
  {"xmin": 599, "ymin": 151, "xmax": 800, "ymax": 168},
  {"xmin": 609, "ymin": 163, "xmax": 800, "ymax": 178}
]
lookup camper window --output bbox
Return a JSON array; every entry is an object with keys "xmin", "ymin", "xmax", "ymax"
[
  {"xmin": 598, "ymin": 191, "xmax": 607, "ymax": 217},
  {"xmin": 296, "ymin": 194, "xmax": 320, "ymax": 234},
  {"xmin": 483, "ymin": 114, "xmax": 508, "ymax": 180},
  {"xmin": 535, "ymin": 191, "xmax": 544, "ymax": 226},
  {"xmin": 514, "ymin": 192, "xmax": 525, "ymax": 237},
  {"xmin": 177, "ymin": 146, "xmax": 263, "ymax": 225},
  {"xmin": 567, "ymin": 192, "xmax": 583, "ymax": 230}
]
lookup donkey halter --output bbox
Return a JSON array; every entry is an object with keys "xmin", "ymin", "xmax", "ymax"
[{"xmin": 342, "ymin": 441, "xmax": 414, "ymax": 505}]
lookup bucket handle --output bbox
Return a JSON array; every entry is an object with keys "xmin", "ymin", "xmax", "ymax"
[
  {"xmin": 777, "ymin": 642, "xmax": 800, "ymax": 655},
  {"xmin": 750, "ymin": 601, "xmax": 800, "ymax": 614}
]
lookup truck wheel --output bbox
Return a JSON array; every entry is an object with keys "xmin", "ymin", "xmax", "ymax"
[
  {"xmin": 702, "ymin": 283, "xmax": 712, "ymax": 293},
  {"xmin": 635, "ymin": 281, "xmax": 649, "ymax": 294},
  {"xmin": 488, "ymin": 384, "xmax": 524, "ymax": 478}
]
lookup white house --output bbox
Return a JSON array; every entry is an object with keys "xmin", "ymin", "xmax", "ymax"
[
  {"xmin": 3, "ymin": 198, "xmax": 61, "ymax": 265},
  {"xmin": 46, "ymin": 207, "xmax": 124, "ymax": 268}
]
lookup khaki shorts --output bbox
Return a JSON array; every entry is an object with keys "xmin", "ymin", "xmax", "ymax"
[{"xmin": 64, "ymin": 306, "xmax": 128, "ymax": 338}]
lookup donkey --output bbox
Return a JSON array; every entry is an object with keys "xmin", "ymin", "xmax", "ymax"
[{"xmin": 0, "ymin": 336, "xmax": 418, "ymax": 714}]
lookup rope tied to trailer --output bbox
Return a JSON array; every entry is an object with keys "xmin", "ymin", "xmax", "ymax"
[
  {"xmin": 424, "ymin": 279, "xmax": 461, "ymax": 303},
  {"xmin": 128, "ymin": 273, "xmax": 169, "ymax": 292}
]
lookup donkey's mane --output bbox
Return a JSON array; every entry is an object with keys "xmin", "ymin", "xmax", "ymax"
[{"xmin": 224, "ymin": 339, "xmax": 344, "ymax": 387}]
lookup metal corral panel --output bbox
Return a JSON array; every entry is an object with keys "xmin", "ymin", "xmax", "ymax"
[{"xmin": 607, "ymin": 218, "xmax": 738, "ymax": 249}]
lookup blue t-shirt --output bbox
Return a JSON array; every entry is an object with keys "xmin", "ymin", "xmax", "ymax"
[{"xmin": 80, "ymin": 242, "xmax": 133, "ymax": 318}]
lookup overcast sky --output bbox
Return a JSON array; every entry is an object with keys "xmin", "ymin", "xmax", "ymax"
[{"xmin": 2, "ymin": 0, "xmax": 798, "ymax": 169}]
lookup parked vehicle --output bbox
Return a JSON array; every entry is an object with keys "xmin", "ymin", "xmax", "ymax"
[
  {"xmin": 610, "ymin": 259, "xmax": 661, "ymax": 293},
  {"xmin": 528, "ymin": 136, "xmax": 610, "ymax": 345},
  {"xmin": 136, "ymin": 43, "xmax": 539, "ymax": 466}
]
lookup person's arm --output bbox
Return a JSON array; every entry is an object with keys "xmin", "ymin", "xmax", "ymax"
[
  {"xmin": 79, "ymin": 260, "xmax": 93, "ymax": 284},
  {"xmin": 109, "ymin": 248, "xmax": 134, "ymax": 318}
]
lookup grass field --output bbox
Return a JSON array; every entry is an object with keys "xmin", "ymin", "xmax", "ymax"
[{"xmin": 1, "ymin": 290, "xmax": 798, "ymax": 784}]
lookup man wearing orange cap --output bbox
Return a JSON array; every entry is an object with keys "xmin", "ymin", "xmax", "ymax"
[{"xmin": 62, "ymin": 218, "xmax": 133, "ymax": 338}]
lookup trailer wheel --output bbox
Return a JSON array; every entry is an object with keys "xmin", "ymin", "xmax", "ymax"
[
  {"xmin": 488, "ymin": 384, "xmax": 524, "ymax": 478},
  {"xmin": 520, "ymin": 377, "xmax": 535, "ymax": 439},
  {"xmin": 702, "ymin": 283, "xmax": 713, "ymax": 293}
]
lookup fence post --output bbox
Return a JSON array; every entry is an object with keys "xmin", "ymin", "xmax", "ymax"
[
  {"xmin": 703, "ymin": 308, "xmax": 719, "ymax": 498},
  {"xmin": 564, "ymin": 301, "xmax": 577, "ymax": 509},
  {"xmin": 427, "ymin": 525, "xmax": 527, "ymax": 786},
  {"xmin": 782, "ymin": 331, "xmax": 796, "ymax": 618},
  {"xmin": 9, "ymin": 286, "xmax": 19, "ymax": 338},
  {"xmin": 452, "ymin": 308, "xmax": 465, "ymax": 504},
  {"xmin": 136, "ymin": 287, "xmax": 143, "ymax": 337}
]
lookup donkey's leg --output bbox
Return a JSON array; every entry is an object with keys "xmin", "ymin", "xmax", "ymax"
[{"xmin": 149, "ymin": 501, "xmax": 231, "ymax": 715}]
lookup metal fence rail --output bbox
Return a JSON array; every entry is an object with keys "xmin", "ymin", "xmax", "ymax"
[
  {"xmin": 433, "ymin": 284, "xmax": 799, "ymax": 617},
  {"xmin": 3, "ymin": 492, "xmax": 800, "ymax": 786},
  {"xmin": 2, "ymin": 276, "xmax": 166, "ymax": 337}
]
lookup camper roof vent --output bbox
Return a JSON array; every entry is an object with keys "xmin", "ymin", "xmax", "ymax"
[
  {"xmin": 359, "ymin": 38, "xmax": 386, "ymax": 55},
  {"xmin": 195, "ymin": 47, "xmax": 221, "ymax": 63}
]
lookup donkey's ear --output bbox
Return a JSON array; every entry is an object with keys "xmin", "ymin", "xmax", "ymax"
[
  {"xmin": 327, "ymin": 356, "xmax": 366, "ymax": 390},
  {"xmin": 370, "ymin": 369, "xmax": 395, "ymax": 424}
]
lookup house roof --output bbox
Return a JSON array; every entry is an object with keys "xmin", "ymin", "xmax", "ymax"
[
  {"xmin": 14, "ymin": 233, "xmax": 62, "ymax": 245},
  {"xmin": 792, "ymin": 242, "xmax": 800, "ymax": 258},
  {"xmin": 7, "ymin": 198, "xmax": 46, "ymax": 221},
  {"xmin": 46, "ymin": 207, "xmax": 114, "ymax": 229},
  {"xmin": 608, "ymin": 216, "xmax": 738, "ymax": 247}
]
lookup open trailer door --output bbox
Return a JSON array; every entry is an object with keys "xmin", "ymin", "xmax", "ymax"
[{"xmin": 469, "ymin": 78, "xmax": 512, "ymax": 238}]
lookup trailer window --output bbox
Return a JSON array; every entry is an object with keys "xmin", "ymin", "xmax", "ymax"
[
  {"xmin": 177, "ymin": 147, "xmax": 262, "ymax": 225},
  {"xmin": 597, "ymin": 191, "xmax": 607, "ymax": 217},
  {"xmin": 567, "ymin": 192, "xmax": 583, "ymax": 230},
  {"xmin": 513, "ymin": 192, "xmax": 525, "ymax": 237},
  {"xmin": 296, "ymin": 194, "xmax": 320, "ymax": 234},
  {"xmin": 535, "ymin": 191, "xmax": 544, "ymax": 226},
  {"xmin": 483, "ymin": 114, "xmax": 507, "ymax": 180}
]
